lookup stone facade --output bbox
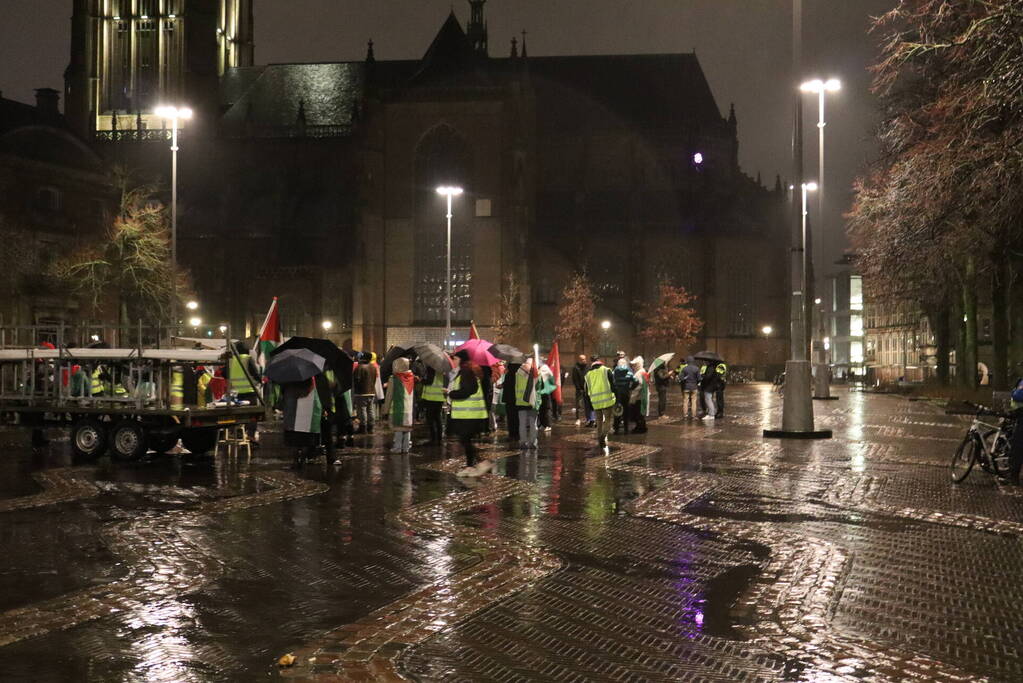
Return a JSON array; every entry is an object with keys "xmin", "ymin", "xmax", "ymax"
[{"xmin": 63, "ymin": 1, "xmax": 789, "ymax": 363}]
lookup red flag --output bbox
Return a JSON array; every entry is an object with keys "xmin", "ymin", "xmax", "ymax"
[
  {"xmin": 469, "ymin": 320, "xmax": 480, "ymax": 340},
  {"xmin": 254, "ymin": 297, "xmax": 281, "ymax": 373},
  {"xmin": 549, "ymin": 340, "xmax": 563, "ymax": 404}
]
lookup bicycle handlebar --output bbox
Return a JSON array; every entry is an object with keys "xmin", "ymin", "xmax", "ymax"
[{"xmin": 963, "ymin": 401, "xmax": 1015, "ymax": 419}]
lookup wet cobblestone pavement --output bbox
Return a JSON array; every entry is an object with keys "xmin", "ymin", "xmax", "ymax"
[{"xmin": 1, "ymin": 385, "xmax": 1022, "ymax": 681}]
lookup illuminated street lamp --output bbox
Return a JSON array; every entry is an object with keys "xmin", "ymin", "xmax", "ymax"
[
  {"xmin": 436, "ymin": 186, "xmax": 464, "ymax": 347},
  {"xmin": 188, "ymin": 316, "xmax": 202, "ymax": 328},
  {"xmin": 155, "ymin": 105, "xmax": 192, "ymax": 326},
  {"xmin": 185, "ymin": 300, "xmax": 199, "ymax": 311},
  {"xmin": 321, "ymin": 320, "xmax": 333, "ymax": 332},
  {"xmin": 762, "ymin": 325, "xmax": 773, "ymax": 337},
  {"xmin": 801, "ymin": 78, "xmax": 840, "ymax": 398},
  {"xmin": 601, "ymin": 320, "xmax": 611, "ymax": 330}
]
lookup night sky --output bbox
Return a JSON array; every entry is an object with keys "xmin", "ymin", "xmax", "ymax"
[{"xmin": 0, "ymin": 0, "xmax": 893, "ymax": 271}]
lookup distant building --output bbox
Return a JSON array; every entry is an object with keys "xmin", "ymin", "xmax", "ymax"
[
  {"xmin": 0, "ymin": 88, "xmax": 116, "ymax": 326},
  {"xmin": 63, "ymin": 1, "xmax": 788, "ymax": 360}
]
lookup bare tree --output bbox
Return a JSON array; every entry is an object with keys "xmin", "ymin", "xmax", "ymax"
[{"xmin": 555, "ymin": 272, "xmax": 598, "ymax": 354}]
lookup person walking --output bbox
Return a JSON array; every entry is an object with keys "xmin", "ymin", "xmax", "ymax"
[
  {"xmin": 448, "ymin": 350, "xmax": 492, "ymax": 477},
  {"xmin": 584, "ymin": 356, "xmax": 616, "ymax": 450},
  {"xmin": 383, "ymin": 357, "xmax": 417, "ymax": 453},
  {"xmin": 699, "ymin": 361, "xmax": 724, "ymax": 421},
  {"xmin": 653, "ymin": 361, "xmax": 671, "ymax": 418},
  {"xmin": 571, "ymin": 355, "xmax": 594, "ymax": 426},
  {"xmin": 629, "ymin": 356, "xmax": 649, "ymax": 434},
  {"xmin": 419, "ymin": 362, "xmax": 448, "ymax": 445},
  {"xmin": 515, "ymin": 357, "xmax": 541, "ymax": 450},
  {"xmin": 612, "ymin": 357, "xmax": 636, "ymax": 434},
  {"xmin": 679, "ymin": 357, "xmax": 700, "ymax": 419},
  {"xmin": 490, "ymin": 361, "xmax": 506, "ymax": 432},
  {"xmin": 352, "ymin": 352, "xmax": 378, "ymax": 434}
]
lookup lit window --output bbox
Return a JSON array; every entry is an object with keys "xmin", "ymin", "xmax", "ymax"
[
  {"xmin": 850, "ymin": 341, "xmax": 864, "ymax": 364},
  {"xmin": 849, "ymin": 275, "xmax": 863, "ymax": 311},
  {"xmin": 850, "ymin": 314, "xmax": 863, "ymax": 338}
]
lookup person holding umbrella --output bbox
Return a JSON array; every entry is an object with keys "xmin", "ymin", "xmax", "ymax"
[
  {"xmin": 447, "ymin": 350, "xmax": 492, "ymax": 477},
  {"xmin": 413, "ymin": 342, "xmax": 452, "ymax": 445},
  {"xmin": 649, "ymin": 353, "xmax": 675, "ymax": 418}
]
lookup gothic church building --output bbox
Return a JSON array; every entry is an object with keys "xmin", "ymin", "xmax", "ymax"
[{"xmin": 64, "ymin": 0, "xmax": 787, "ymax": 366}]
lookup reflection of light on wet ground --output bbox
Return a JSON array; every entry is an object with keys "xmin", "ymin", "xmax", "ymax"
[
  {"xmin": 125, "ymin": 597, "xmax": 202, "ymax": 682},
  {"xmin": 672, "ymin": 547, "xmax": 704, "ymax": 639}
]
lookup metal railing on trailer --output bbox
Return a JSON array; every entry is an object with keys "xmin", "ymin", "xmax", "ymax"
[{"xmin": 0, "ymin": 324, "xmax": 267, "ymax": 458}]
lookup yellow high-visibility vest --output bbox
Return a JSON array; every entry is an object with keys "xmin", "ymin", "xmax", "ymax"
[
  {"xmin": 170, "ymin": 367, "xmax": 184, "ymax": 409},
  {"xmin": 229, "ymin": 354, "xmax": 253, "ymax": 394},
  {"xmin": 90, "ymin": 367, "xmax": 105, "ymax": 396},
  {"xmin": 422, "ymin": 371, "xmax": 446, "ymax": 402},
  {"xmin": 450, "ymin": 375, "xmax": 486, "ymax": 419},
  {"xmin": 585, "ymin": 367, "xmax": 615, "ymax": 410}
]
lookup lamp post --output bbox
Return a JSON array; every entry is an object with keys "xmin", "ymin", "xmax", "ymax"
[
  {"xmin": 156, "ymin": 105, "xmax": 192, "ymax": 329},
  {"xmin": 436, "ymin": 186, "xmax": 464, "ymax": 348},
  {"xmin": 601, "ymin": 320, "xmax": 612, "ymax": 357},
  {"xmin": 800, "ymin": 78, "xmax": 840, "ymax": 399}
]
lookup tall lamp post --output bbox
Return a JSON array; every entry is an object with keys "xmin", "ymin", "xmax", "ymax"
[
  {"xmin": 800, "ymin": 78, "xmax": 841, "ymax": 400},
  {"xmin": 155, "ymin": 105, "xmax": 192, "ymax": 329},
  {"xmin": 436, "ymin": 186, "xmax": 464, "ymax": 348},
  {"xmin": 764, "ymin": 0, "xmax": 830, "ymax": 439}
]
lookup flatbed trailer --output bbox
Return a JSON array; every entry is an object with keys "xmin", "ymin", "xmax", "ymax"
[{"xmin": 0, "ymin": 335, "xmax": 267, "ymax": 458}]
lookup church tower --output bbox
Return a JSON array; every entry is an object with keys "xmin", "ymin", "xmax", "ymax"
[
  {"xmin": 466, "ymin": 0, "xmax": 488, "ymax": 56},
  {"xmin": 65, "ymin": 0, "xmax": 254, "ymax": 138}
]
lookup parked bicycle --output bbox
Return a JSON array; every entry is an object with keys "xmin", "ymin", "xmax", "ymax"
[{"xmin": 950, "ymin": 403, "xmax": 1013, "ymax": 483}]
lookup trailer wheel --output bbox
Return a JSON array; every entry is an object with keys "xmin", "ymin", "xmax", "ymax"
[
  {"xmin": 181, "ymin": 429, "xmax": 217, "ymax": 456},
  {"xmin": 71, "ymin": 419, "xmax": 107, "ymax": 458},
  {"xmin": 110, "ymin": 422, "xmax": 147, "ymax": 460}
]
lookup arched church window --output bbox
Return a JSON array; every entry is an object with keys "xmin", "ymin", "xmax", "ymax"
[{"xmin": 413, "ymin": 125, "xmax": 473, "ymax": 324}]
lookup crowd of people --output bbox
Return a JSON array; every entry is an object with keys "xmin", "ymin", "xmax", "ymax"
[{"xmin": 275, "ymin": 345, "xmax": 731, "ymax": 474}]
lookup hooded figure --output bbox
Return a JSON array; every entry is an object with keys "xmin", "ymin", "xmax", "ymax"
[
  {"xmin": 629, "ymin": 356, "xmax": 649, "ymax": 433},
  {"xmin": 383, "ymin": 357, "xmax": 416, "ymax": 453}
]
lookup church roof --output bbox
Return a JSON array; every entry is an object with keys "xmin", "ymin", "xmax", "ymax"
[
  {"xmin": 220, "ymin": 63, "xmax": 365, "ymax": 137},
  {"xmin": 526, "ymin": 53, "xmax": 724, "ymax": 132},
  {"xmin": 408, "ymin": 11, "xmax": 492, "ymax": 87}
]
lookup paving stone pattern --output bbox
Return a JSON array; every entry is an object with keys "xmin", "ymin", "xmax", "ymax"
[{"xmin": 0, "ymin": 385, "xmax": 1021, "ymax": 681}]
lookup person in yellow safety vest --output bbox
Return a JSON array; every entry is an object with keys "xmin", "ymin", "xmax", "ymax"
[
  {"xmin": 90, "ymin": 366, "xmax": 106, "ymax": 396},
  {"xmin": 584, "ymin": 356, "xmax": 616, "ymax": 450},
  {"xmin": 228, "ymin": 342, "xmax": 259, "ymax": 400},
  {"xmin": 420, "ymin": 365, "xmax": 448, "ymax": 445},
  {"xmin": 714, "ymin": 361, "xmax": 727, "ymax": 418},
  {"xmin": 447, "ymin": 349, "xmax": 492, "ymax": 477},
  {"xmin": 228, "ymin": 342, "xmax": 261, "ymax": 441},
  {"xmin": 515, "ymin": 357, "xmax": 542, "ymax": 450}
]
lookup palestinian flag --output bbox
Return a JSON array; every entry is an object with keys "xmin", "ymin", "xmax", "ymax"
[
  {"xmin": 548, "ymin": 340, "xmax": 563, "ymax": 404},
  {"xmin": 391, "ymin": 372, "xmax": 415, "ymax": 428},
  {"xmin": 284, "ymin": 378, "xmax": 322, "ymax": 434},
  {"xmin": 254, "ymin": 297, "xmax": 281, "ymax": 374},
  {"xmin": 469, "ymin": 320, "xmax": 480, "ymax": 340}
]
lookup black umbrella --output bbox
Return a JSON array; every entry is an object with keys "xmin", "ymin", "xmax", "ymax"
[
  {"xmin": 693, "ymin": 350, "xmax": 723, "ymax": 363},
  {"xmin": 271, "ymin": 337, "xmax": 352, "ymax": 391},
  {"xmin": 488, "ymin": 343, "xmax": 526, "ymax": 364},
  {"xmin": 380, "ymin": 345, "xmax": 416, "ymax": 384},
  {"xmin": 412, "ymin": 342, "xmax": 451, "ymax": 374},
  {"xmin": 265, "ymin": 348, "xmax": 326, "ymax": 383}
]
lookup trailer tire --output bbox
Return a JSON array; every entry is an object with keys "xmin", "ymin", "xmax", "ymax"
[
  {"xmin": 181, "ymin": 429, "xmax": 217, "ymax": 456},
  {"xmin": 71, "ymin": 419, "xmax": 107, "ymax": 458},
  {"xmin": 110, "ymin": 421, "xmax": 147, "ymax": 460}
]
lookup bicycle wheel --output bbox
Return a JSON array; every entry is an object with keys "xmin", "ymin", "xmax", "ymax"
[{"xmin": 951, "ymin": 434, "xmax": 978, "ymax": 483}]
